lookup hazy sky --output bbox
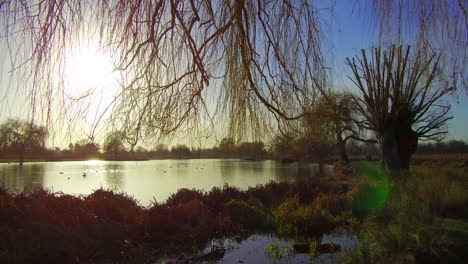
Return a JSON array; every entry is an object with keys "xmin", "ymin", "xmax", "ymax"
[{"xmin": 0, "ymin": 0, "xmax": 466, "ymax": 148}]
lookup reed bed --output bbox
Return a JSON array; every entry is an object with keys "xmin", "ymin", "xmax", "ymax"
[{"xmin": 0, "ymin": 166, "xmax": 355, "ymax": 263}]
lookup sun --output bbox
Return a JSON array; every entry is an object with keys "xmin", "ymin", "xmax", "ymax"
[
  {"xmin": 61, "ymin": 39, "xmax": 122, "ymax": 131},
  {"xmin": 64, "ymin": 40, "xmax": 119, "ymax": 98}
]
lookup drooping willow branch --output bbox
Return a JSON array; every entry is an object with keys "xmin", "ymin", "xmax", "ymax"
[{"xmin": 0, "ymin": 0, "xmax": 329, "ymax": 144}]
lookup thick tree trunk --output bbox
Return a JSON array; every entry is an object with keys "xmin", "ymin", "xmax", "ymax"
[
  {"xmin": 19, "ymin": 145, "xmax": 25, "ymax": 166},
  {"xmin": 334, "ymin": 121, "xmax": 349, "ymax": 164},
  {"xmin": 336, "ymin": 137, "xmax": 349, "ymax": 164},
  {"xmin": 380, "ymin": 106, "xmax": 418, "ymax": 170},
  {"xmin": 318, "ymin": 161, "xmax": 324, "ymax": 174}
]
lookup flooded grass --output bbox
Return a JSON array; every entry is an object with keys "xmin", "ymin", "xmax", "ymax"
[{"xmin": 172, "ymin": 230, "xmax": 357, "ymax": 264}]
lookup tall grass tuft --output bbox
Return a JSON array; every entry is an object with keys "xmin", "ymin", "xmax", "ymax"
[{"xmin": 341, "ymin": 165, "xmax": 468, "ymax": 264}]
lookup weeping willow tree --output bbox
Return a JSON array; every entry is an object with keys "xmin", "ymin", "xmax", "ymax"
[
  {"xmin": 347, "ymin": 45, "xmax": 453, "ymax": 170},
  {"xmin": 300, "ymin": 92, "xmax": 357, "ymax": 163},
  {"xmin": 0, "ymin": 0, "xmax": 329, "ymax": 144}
]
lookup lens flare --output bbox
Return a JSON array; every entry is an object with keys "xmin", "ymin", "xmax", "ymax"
[{"xmin": 353, "ymin": 163, "xmax": 391, "ymax": 216}]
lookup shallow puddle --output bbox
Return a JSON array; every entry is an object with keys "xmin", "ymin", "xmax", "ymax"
[{"xmin": 173, "ymin": 229, "xmax": 357, "ymax": 263}]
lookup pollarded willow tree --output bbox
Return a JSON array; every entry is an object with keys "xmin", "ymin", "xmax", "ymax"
[
  {"xmin": 0, "ymin": 0, "xmax": 329, "ymax": 144},
  {"xmin": 347, "ymin": 45, "xmax": 453, "ymax": 170}
]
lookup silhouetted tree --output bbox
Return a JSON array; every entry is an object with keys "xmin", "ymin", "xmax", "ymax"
[
  {"xmin": 304, "ymin": 92, "xmax": 364, "ymax": 163},
  {"xmin": 0, "ymin": 118, "xmax": 48, "ymax": 165},
  {"xmin": 171, "ymin": 144, "xmax": 191, "ymax": 158},
  {"xmin": 218, "ymin": 137, "xmax": 236, "ymax": 157},
  {"xmin": 103, "ymin": 131, "xmax": 126, "ymax": 159},
  {"xmin": 237, "ymin": 141, "xmax": 266, "ymax": 160},
  {"xmin": 72, "ymin": 139, "xmax": 101, "ymax": 157},
  {"xmin": 135, "ymin": 146, "xmax": 147, "ymax": 153},
  {"xmin": 347, "ymin": 45, "xmax": 453, "ymax": 169},
  {"xmin": 152, "ymin": 144, "xmax": 170, "ymax": 158},
  {"xmin": 271, "ymin": 133, "xmax": 296, "ymax": 161}
]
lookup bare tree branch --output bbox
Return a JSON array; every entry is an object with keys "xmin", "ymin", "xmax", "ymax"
[{"xmin": 0, "ymin": 0, "xmax": 330, "ymax": 144}]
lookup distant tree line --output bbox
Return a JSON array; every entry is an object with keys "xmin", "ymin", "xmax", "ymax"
[
  {"xmin": 1, "ymin": 118, "xmax": 465, "ymax": 166},
  {"xmin": 0, "ymin": 119, "xmax": 269, "ymax": 163},
  {"xmin": 416, "ymin": 140, "xmax": 468, "ymax": 155},
  {"xmin": 60, "ymin": 137, "xmax": 268, "ymax": 161}
]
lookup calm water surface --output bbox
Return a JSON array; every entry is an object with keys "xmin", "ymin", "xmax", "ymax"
[
  {"xmin": 0, "ymin": 159, "xmax": 330, "ymax": 206},
  {"xmin": 169, "ymin": 228, "xmax": 356, "ymax": 263}
]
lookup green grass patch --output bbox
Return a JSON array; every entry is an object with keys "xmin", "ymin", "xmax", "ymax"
[{"xmin": 341, "ymin": 163, "xmax": 468, "ymax": 264}]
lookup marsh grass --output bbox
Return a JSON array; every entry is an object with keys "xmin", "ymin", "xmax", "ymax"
[
  {"xmin": 0, "ymin": 169, "xmax": 356, "ymax": 263},
  {"xmin": 341, "ymin": 164, "xmax": 468, "ymax": 264},
  {"xmin": 412, "ymin": 154, "xmax": 468, "ymax": 170}
]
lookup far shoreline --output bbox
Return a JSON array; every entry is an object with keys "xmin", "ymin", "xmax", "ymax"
[
  {"xmin": 0, "ymin": 157, "xmax": 269, "ymax": 164},
  {"xmin": 0, "ymin": 157, "xmax": 340, "ymax": 165}
]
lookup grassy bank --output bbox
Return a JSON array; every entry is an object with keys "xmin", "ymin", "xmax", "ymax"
[
  {"xmin": 0, "ymin": 166, "xmax": 356, "ymax": 263},
  {"xmin": 342, "ymin": 163, "xmax": 468, "ymax": 264}
]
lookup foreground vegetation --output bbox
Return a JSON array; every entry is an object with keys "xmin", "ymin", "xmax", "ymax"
[
  {"xmin": 0, "ymin": 166, "xmax": 356, "ymax": 263},
  {"xmin": 1, "ymin": 161, "xmax": 467, "ymax": 263},
  {"xmin": 342, "ymin": 163, "xmax": 468, "ymax": 264}
]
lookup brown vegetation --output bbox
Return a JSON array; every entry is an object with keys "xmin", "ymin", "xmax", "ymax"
[
  {"xmin": 0, "ymin": 170, "xmax": 355, "ymax": 263},
  {"xmin": 412, "ymin": 154, "xmax": 468, "ymax": 170}
]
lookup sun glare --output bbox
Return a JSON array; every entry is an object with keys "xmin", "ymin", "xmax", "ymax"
[
  {"xmin": 64, "ymin": 40, "xmax": 119, "ymax": 98},
  {"xmin": 83, "ymin": 159, "xmax": 105, "ymax": 166},
  {"xmin": 62, "ymin": 40, "xmax": 121, "ymax": 129}
]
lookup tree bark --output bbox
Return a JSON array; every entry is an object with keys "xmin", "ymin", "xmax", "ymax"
[
  {"xmin": 318, "ymin": 161, "xmax": 324, "ymax": 174},
  {"xmin": 336, "ymin": 135, "xmax": 349, "ymax": 164},
  {"xmin": 380, "ymin": 105, "xmax": 418, "ymax": 170},
  {"xmin": 19, "ymin": 144, "xmax": 25, "ymax": 166}
]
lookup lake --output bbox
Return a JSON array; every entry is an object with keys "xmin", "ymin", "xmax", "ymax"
[{"xmin": 0, "ymin": 159, "xmax": 331, "ymax": 207}]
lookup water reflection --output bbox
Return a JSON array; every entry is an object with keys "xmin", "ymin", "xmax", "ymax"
[
  {"xmin": 103, "ymin": 162, "xmax": 125, "ymax": 190},
  {"xmin": 194, "ymin": 229, "xmax": 357, "ymax": 264},
  {"xmin": 0, "ymin": 159, "xmax": 326, "ymax": 206},
  {"xmin": 219, "ymin": 159, "xmax": 236, "ymax": 180},
  {"xmin": 0, "ymin": 163, "xmax": 44, "ymax": 193}
]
